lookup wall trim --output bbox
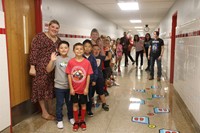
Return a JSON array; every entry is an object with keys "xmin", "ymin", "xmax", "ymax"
[
  {"xmin": 11, "ymin": 100, "xmax": 39, "ymax": 126},
  {"xmin": 174, "ymin": 89, "xmax": 200, "ymax": 133}
]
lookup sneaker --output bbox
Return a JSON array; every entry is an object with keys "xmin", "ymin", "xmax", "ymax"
[
  {"xmin": 87, "ymin": 111, "xmax": 94, "ymax": 117},
  {"xmin": 73, "ymin": 122, "xmax": 79, "ymax": 132},
  {"xmin": 102, "ymin": 103, "xmax": 109, "ymax": 111},
  {"xmin": 149, "ymin": 76, "xmax": 154, "ymax": 80},
  {"xmin": 145, "ymin": 67, "xmax": 149, "ymax": 71},
  {"xmin": 157, "ymin": 77, "xmax": 161, "ymax": 81},
  {"xmin": 69, "ymin": 118, "xmax": 75, "ymax": 125},
  {"xmin": 80, "ymin": 121, "xmax": 86, "ymax": 131},
  {"xmin": 104, "ymin": 90, "xmax": 109, "ymax": 96},
  {"xmin": 132, "ymin": 61, "xmax": 135, "ymax": 65},
  {"xmin": 113, "ymin": 82, "xmax": 120, "ymax": 86},
  {"xmin": 57, "ymin": 121, "xmax": 64, "ymax": 129}
]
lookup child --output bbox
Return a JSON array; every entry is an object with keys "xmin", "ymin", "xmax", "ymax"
[
  {"xmin": 116, "ymin": 38, "xmax": 123, "ymax": 72},
  {"xmin": 102, "ymin": 38, "xmax": 112, "ymax": 94},
  {"xmin": 83, "ymin": 39, "xmax": 98, "ymax": 116},
  {"xmin": 92, "ymin": 45, "xmax": 109, "ymax": 111},
  {"xmin": 46, "ymin": 41, "xmax": 74, "ymax": 129},
  {"xmin": 66, "ymin": 43, "xmax": 93, "ymax": 131}
]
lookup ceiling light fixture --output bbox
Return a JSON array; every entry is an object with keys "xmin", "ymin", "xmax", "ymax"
[
  {"xmin": 130, "ymin": 20, "xmax": 142, "ymax": 23},
  {"xmin": 118, "ymin": 2, "xmax": 139, "ymax": 10},
  {"xmin": 134, "ymin": 26, "xmax": 143, "ymax": 29}
]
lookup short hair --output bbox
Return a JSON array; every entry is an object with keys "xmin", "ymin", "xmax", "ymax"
[
  {"xmin": 57, "ymin": 40, "xmax": 69, "ymax": 48},
  {"xmin": 92, "ymin": 44, "xmax": 99, "ymax": 48},
  {"xmin": 83, "ymin": 39, "xmax": 93, "ymax": 46},
  {"xmin": 154, "ymin": 31, "xmax": 159, "ymax": 36},
  {"xmin": 73, "ymin": 42, "xmax": 83, "ymax": 50},
  {"xmin": 90, "ymin": 28, "xmax": 99, "ymax": 35},
  {"xmin": 49, "ymin": 19, "xmax": 60, "ymax": 27}
]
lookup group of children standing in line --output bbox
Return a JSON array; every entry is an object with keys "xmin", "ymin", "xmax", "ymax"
[
  {"xmin": 44, "ymin": 26, "xmax": 163, "ymax": 131},
  {"xmin": 46, "ymin": 28, "xmax": 122, "ymax": 131}
]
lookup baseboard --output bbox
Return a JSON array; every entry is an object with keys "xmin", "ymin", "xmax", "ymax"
[
  {"xmin": 11, "ymin": 100, "xmax": 39, "ymax": 126},
  {"xmin": 174, "ymin": 89, "xmax": 200, "ymax": 133}
]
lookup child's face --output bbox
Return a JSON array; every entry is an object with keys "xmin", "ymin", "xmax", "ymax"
[
  {"xmin": 92, "ymin": 46, "xmax": 100, "ymax": 57},
  {"xmin": 58, "ymin": 43, "xmax": 69, "ymax": 56},
  {"xmin": 74, "ymin": 45, "xmax": 84, "ymax": 57},
  {"xmin": 91, "ymin": 32, "xmax": 99, "ymax": 42},
  {"xmin": 84, "ymin": 43, "xmax": 92, "ymax": 55}
]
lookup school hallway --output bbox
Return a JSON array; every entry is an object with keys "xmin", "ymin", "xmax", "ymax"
[{"xmin": 7, "ymin": 59, "xmax": 196, "ymax": 133}]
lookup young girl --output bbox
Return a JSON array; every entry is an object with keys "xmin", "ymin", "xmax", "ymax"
[
  {"xmin": 83, "ymin": 39, "xmax": 98, "ymax": 116},
  {"xmin": 46, "ymin": 41, "xmax": 74, "ymax": 129},
  {"xmin": 116, "ymin": 38, "xmax": 123, "ymax": 72}
]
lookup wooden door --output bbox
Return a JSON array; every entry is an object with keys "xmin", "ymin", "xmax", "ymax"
[{"xmin": 4, "ymin": 0, "xmax": 35, "ymax": 107}]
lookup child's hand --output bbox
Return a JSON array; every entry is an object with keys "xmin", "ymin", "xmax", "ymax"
[
  {"xmin": 70, "ymin": 89, "xmax": 75, "ymax": 95},
  {"xmin": 84, "ymin": 89, "xmax": 88, "ymax": 95},
  {"xmin": 92, "ymin": 82, "xmax": 96, "ymax": 86},
  {"xmin": 51, "ymin": 52, "xmax": 57, "ymax": 61}
]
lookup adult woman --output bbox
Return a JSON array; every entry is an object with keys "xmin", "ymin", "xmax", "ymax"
[
  {"xmin": 29, "ymin": 20, "xmax": 61, "ymax": 120},
  {"xmin": 133, "ymin": 34, "xmax": 144, "ymax": 69},
  {"xmin": 144, "ymin": 33, "xmax": 152, "ymax": 71}
]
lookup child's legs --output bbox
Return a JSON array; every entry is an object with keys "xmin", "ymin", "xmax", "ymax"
[
  {"xmin": 55, "ymin": 88, "xmax": 65, "ymax": 121},
  {"xmin": 71, "ymin": 94, "xmax": 79, "ymax": 122},
  {"xmin": 96, "ymin": 77, "xmax": 106, "ymax": 103},
  {"xmin": 86, "ymin": 85, "xmax": 93, "ymax": 112},
  {"xmin": 80, "ymin": 94, "xmax": 87, "ymax": 121},
  {"xmin": 64, "ymin": 89, "xmax": 73, "ymax": 120}
]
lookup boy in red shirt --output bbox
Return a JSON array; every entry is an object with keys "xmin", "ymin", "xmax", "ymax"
[{"xmin": 66, "ymin": 43, "xmax": 93, "ymax": 131}]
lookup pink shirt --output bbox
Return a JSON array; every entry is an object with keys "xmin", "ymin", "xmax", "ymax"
[
  {"xmin": 66, "ymin": 58, "xmax": 93, "ymax": 94},
  {"xmin": 116, "ymin": 44, "xmax": 123, "ymax": 57}
]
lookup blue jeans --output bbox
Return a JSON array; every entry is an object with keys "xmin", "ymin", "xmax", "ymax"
[
  {"xmin": 150, "ymin": 56, "xmax": 162, "ymax": 78},
  {"xmin": 55, "ymin": 88, "xmax": 73, "ymax": 121}
]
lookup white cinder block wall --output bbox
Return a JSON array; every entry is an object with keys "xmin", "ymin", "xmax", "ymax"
[
  {"xmin": 0, "ymin": 0, "xmax": 11, "ymax": 131},
  {"xmin": 42, "ymin": 0, "xmax": 124, "ymax": 57},
  {"xmin": 159, "ymin": 0, "xmax": 200, "ymax": 125}
]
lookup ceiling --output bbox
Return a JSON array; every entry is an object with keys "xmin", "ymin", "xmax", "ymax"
[{"xmin": 76, "ymin": 0, "xmax": 175, "ymax": 35}]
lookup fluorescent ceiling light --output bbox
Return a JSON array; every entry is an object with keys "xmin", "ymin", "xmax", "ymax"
[
  {"xmin": 118, "ymin": 2, "xmax": 139, "ymax": 10},
  {"xmin": 134, "ymin": 26, "xmax": 143, "ymax": 29},
  {"xmin": 130, "ymin": 20, "xmax": 142, "ymax": 23},
  {"xmin": 137, "ymin": 30, "xmax": 143, "ymax": 32}
]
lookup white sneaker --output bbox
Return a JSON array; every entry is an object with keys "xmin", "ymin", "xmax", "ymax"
[
  {"xmin": 69, "ymin": 118, "xmax": 75, "ymax": 125},
  {"xmin": 57, "ymin": 121, "xmax": 64, "ymax": 129}
]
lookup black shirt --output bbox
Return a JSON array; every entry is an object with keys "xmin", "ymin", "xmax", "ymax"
[{"xmin": 150, "ymin": 38, "xmax": 164, "ymax": 58}]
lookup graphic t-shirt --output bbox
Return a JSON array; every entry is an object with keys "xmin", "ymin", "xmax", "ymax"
[
  {"xmin": 66, "ymin": 58, "xmax": 93, "ymax": 94},
  {"xmin": 150, "ymin": 38, "xmax": 164, "ymax": 58},
  {"xmin": 95, "ymin": 55, "xmax": 106, "ymax": 78},
  {"xmin": 53, "ymin": 56, "xmax": 71, "ymax": 89}
]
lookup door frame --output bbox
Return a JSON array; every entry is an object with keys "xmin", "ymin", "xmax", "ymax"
[{"xmin": 170, "ymin": 12, "xmax": 177, "ymax": 83}]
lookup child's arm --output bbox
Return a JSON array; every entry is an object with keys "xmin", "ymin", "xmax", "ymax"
[
  {"xmin": 105, "ymin": 51, "xmax": 112, "ymax": 61},
  {"xmin": 46, "ymin": 52, "xmax": 57, "ymax": 73},
  {"xmin": 84, "ymin": 75, "xmax": 90, "ymax": 95},
  {"xmin": 68, "ymin": 74, "xmax": 75, "ymax": 95}
]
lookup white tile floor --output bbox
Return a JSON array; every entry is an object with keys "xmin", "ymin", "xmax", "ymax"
[{"xmin": 5, "ymin": 62, "xmax": 198, "ymax": 133}]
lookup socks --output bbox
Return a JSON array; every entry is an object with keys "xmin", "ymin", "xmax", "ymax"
[
  {"xmin": 73, "ymin": 110, "xmax": 79, "ymax": 122},
  {"xmin": 81, "ymin": 109, "xmax": 86, "ymax": 121}
]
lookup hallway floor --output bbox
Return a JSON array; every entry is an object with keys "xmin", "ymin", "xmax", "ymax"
[{"xmin": 9, "ymin": 64, "xmax": 197, "ymax": 133}]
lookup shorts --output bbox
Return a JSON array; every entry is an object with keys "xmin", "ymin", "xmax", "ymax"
[
  {"xmin": 103, "ymin": 67, "xmax": 112, "ymax": 79},
  {"xmin": 93, "ymin": 77, "xmax": 105, "ymax": 95},
  {"xmin": 71, "ymin": 93, "xmax": 88, "ymax": 104}
]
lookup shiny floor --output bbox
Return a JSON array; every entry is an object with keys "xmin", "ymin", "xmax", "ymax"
[{"xmin": 9, "ymin": 61, "xmax": 197, "ymax": 133}]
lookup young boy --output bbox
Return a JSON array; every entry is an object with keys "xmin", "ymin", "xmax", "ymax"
[
  {"xmin": 83, "ymin": 39, "xmax": 98, "ymax": 116},
  {"xmin": 46, "ymin": 41, "xmax": 74, "ymax": 129},
  {"xmin": 92, "ymin": 45, "xmax": 109, "ymax": 111},
  {"xmin": 66, "ymin": 43, "xmax": 93, "ymax": 132}
]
